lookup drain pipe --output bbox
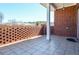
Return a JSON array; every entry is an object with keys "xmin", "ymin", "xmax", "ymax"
[{"xmin": 47, "ymin": 3, "xmax": 51, "ymax": 40}]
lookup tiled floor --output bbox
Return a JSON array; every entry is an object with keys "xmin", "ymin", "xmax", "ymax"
[{"xmin": 0, "ymin": 35, "xmax": 79, "ymax": 55}]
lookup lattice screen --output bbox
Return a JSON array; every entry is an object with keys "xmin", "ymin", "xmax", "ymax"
[{"xmin": 0, "ymin": 25, "xmax": 42, "ymax": 46}]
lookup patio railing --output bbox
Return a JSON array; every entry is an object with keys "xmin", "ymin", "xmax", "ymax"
[{"xmin": 0, "ymin": 24, "xmax": 43, "ymax": 46}]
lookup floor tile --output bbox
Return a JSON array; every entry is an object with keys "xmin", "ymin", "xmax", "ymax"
[{"xmin": 0, "ymin": 35, "xmax": 79, "ymax": 55}]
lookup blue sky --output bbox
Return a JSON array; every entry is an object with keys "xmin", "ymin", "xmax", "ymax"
[{"xmin": 0, "ymin": 3, "xmax": 47, "ymax": 23}]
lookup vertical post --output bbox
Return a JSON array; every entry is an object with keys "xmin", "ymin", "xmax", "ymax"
[
  {"xmin": 77, "ymin": 9, "xmax": 79, "ymax": 39},
  {"xmin": 47, "ymin": 3, "xmax": 50, "ymax": 40}
]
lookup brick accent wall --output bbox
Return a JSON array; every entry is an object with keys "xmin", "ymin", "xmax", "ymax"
[
  {"xmin": 54, "ymin": 5, "xmax": 77, "ymax": 37},
  {"xmin": 0, "ymin": 25, "xmax": 43, "ymax": 46}
]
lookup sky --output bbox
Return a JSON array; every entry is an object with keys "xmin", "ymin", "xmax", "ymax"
[{"xmin": 0, "ymin": 3, "xmax": 54, "ymax": 23}]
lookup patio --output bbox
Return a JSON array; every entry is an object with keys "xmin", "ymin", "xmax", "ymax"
[{"xmin": 0, "ymin": 35, "xmax": 79, "ymax": 55}]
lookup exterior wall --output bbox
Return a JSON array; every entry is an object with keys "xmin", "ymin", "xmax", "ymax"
[
  {"xmin": 54, "ymin": 5, "xmax": 77, "ymax": 37},
  {"xmin": 41, "ymin": 25, "xmax": 54, "ymax": 35},
  {"xmin": 76, "ymin": 3, "xmax": 79, "ymax": 8},
  {"xmin": 0, "ymin": 25, "xmax": 43, "ymax": 46}
]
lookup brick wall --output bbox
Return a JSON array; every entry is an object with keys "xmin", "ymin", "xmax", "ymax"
[
  {"xmin": 0, "ymin": 25, "xmax": 43, "ymax": 46},
  {"xmin": 40, "ymin": 25, "xmax": 54, "ymax": 35},
  {"xmin": 54, "ymin": 5, "xmax": 77, "ymax": 37}
]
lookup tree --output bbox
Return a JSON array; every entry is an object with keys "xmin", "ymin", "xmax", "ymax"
[{"xmin": 0, "ymin": 12, "xmax": 3, "ymax": 24}]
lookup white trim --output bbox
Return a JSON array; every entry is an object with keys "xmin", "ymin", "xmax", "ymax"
[
  {"xmin": 47, "ymin": 3, "xmax": 51, "ymax": 40},
  {"xmin": 77, "ymin": 9, "xmax": 79, "ymax": 39}
]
